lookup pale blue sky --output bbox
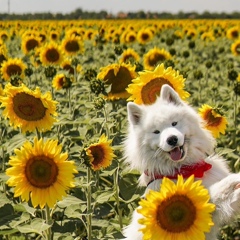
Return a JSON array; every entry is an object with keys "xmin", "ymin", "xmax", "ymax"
[{"xmin": 0, "ymin": 0, "xmax": 239, "ymax": 14}]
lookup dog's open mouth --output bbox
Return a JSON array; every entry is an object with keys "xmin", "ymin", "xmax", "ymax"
[{"xmin": 169, "ymin": 146, "xmax": 185, "ymax": 161}]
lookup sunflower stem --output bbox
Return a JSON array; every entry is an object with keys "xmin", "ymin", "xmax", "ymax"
[
  {"xmin": 45, "ymin": 204, "xmax": 53, "ymax": 240},
  {"xmin": 103, "ymin": 105, "xmax": 110, "ymax": 138},
  {"xmin": 87, "ymin": 167, "xmax": 92, "ymax": 240},
  {"xmin": 67, "ymin": 88, "xmax": 72, "ymax": 116},
  {"xmin": 114, "ymin": 165, "xmax": 123, "ymax": 229}
]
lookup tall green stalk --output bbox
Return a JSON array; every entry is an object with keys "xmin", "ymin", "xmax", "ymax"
[{"xmin": 87, "ymin": 167, "xmax": 92, "ymax": 240}]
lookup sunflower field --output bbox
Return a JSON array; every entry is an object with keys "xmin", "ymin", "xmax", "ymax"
[{"xmin": 0, "ymin": 19, "xmax": 240, "ymax": 240}]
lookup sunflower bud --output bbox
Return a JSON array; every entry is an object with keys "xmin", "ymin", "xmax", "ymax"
[
  {"xmin": 166, "ymin": 37, "xmax": 174, "ymax": 46},
  {"xmin": 84, "ymin": 68, "xmax": 97, "ymax": 81},
  {"xmin": 114, "ymin": 46, "xmax": 123, "ymax": 55},
  {"xmin": 234, "ymin": 82, "xmax": 240, "ymax": 95},
  {"xmin": 182, "ymin": 50, "xmax": 190, "ymax": 58},
  {"xmin": 228, "ymin": 69, "xmax": 238, "ymax": 81},
  {"xmin": 188, "ymin": 41, "xmax": 195, "ymax": 49},
  {"xmin": 205, "ymin": 61, "xmax": 212, "ymax": 69},
  {"xmin": 93, "ymin": 97, "xmax": 105, "ymax": 110},
  {"xmin": 24, "ymin": 67, "xmax": 33, "ymax": 77},
  {"xmin": 194, "ymin": 70, "xmax": 203, "ymax": 80},
  {"xmin": 90, "ymin": 79, "xmax": 106, "ymax": 96},
  {"xmin": 44, "ymin": 66, "xmax": 57, "ymax": 78},
  {"xmin": 169, "ymin": 48, "xmax": 176, "ymax": 56},
  {"xmin": 218, "ymin": 47, "xmax": 225, "ymax": 53}
]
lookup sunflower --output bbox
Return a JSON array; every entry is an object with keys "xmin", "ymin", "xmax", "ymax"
[
  {"xmin": 6, "ymin": 137, "xmax": 77, "ymax": 209},
  {"xmin": 1, "ymin": 58, "xmax": 26, "ymax": 81},
  {"xmin": 86, "ymin": 134, "xmax": 116, "ymax": 171},
  {"xmin": 119, "ymin": 48, "xmax": 140, "ymax": 64},
  {"xmin": 125, "ymin": 30, "xmax": 137, "ymax": 44},
  {"xmin": 231, "ymin": 39, "xmax": 240, "ymax": 56},
  {"xmin": 61, "ymin": 58, "xmax": 74, "ymax": 75},
  {"xmin": 138, "ymin": 175, "xmax": 215, "ymax": 240},
  {"xmin": 127, "ymin": 64, "xmax": 190, "ymax": 105},
  {"xmin": 226, "ymin": 26, "xmax": 239, "ymax": 40},
  {"xmin": 144, "ymin": 47, "xmax": 172, "ymax": 71},
  {"xmin": 198, "ymin": 104, "xmax": 228, "ymax": 138},
  {"xmin": 50, "ymin": 30, "xmax": 60, "ymax": 41},
  {"xmin": 52, "ymin": 73, "xmax": 72, "ymax": 90},
  {"xmin": 97, "ymin": 62, "xmax": 138, "ymax": 100},
  {"xmin": 0, "ymin": 46, "xmax": 7, "ymax": 67},
  {"xmin": 61, "ymin": 35, "xmax": 84, "ymax": 56},
  {"xmin": 137, "ymin": 28, "xmax": 154, "ymax": 44},
  {"xmin": 21, "ymin": 35, "xmax": 41, "ymax": 55},
  {"xmin": 0, "ymin": 83, "xmax": 58, "ymax": 133},
  {"xmin": 40, "ymin": 42, "xmax": 63, "ymax": 65}
]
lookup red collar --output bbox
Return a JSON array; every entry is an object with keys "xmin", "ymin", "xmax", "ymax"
[{"xmin": 145, "ymin": 160, "xmax": 212, "ymax": 186}]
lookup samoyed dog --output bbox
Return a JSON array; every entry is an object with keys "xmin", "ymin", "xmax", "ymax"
[{"xmin": 123, "ymin": 84, "xmax": 240, "ymax": 240}]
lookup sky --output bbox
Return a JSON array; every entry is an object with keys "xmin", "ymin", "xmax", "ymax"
[{"xmin": 0, "ymin": 0, "xmax": 239, "ymax": 14}]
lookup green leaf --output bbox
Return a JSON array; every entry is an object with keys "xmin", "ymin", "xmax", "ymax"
[{"xmin": 17, "ymin": 218, "xmax": 51, "ymax": 235}]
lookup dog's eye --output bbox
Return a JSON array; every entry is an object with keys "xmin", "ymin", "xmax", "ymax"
[
  {"xmin": 153, "ymin": 130, "xmax": 160, "ymax": 134},
  {"xmin": 172, "ymin": 122, "xmax": 178, "ymax": 126}
]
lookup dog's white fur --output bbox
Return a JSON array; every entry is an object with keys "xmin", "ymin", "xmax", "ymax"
[{"xmin": 123, "ymin": 84, "xmax": 240, "ymax": 240}]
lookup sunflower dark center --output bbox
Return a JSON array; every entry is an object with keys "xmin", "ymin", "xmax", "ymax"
[
  {"xmin": 25, "ymin": 155, "xmax": 59, "ymax": 188},
  {"xmin": 148, "ymin": 53, "xmax": 167, "ymax": 67},
  {"xmin": 104, "ymin": 66, "xmax": 134, "ymax": 94},
  {"xmin": 13, "ymin": 92, "xmax": 47, "ymax": 121},
  {"xmin": 231, "ymin": 30, "xmax": 238, "ymax": 38},
  {"xmin": 141, "ymin": 78, "xmax": 173, "ymax": 104},
  {"xmin": 156, "ymin": 194, "xmax": 196, "ymax": 233},
  {"xmin": 26, "ymin": 39, "xmax": 39, "ymax": 52},
  {"xmin": 128, "ymin": 35, "xmax": 136, "ymax": 42},
  {"xmin": 234, "ymin": 43, "xmax": 240, "ymax": 54},
  {"xmin": 141, "ymin": 33, "xmax": 150, "ymax": 41},
  {"xmin": 65, "ymin": 40, "xmax": 80, "ymax": 52},
  {"xmin": 89, "ymin": 145, "xmax": 105, "ymax": 167},
  {"xmin": 123, "ymin": 54, "xmax": 135, "ymax": 63},
  {"xmin": 205, "ymin": 110, "xmax": 222, "ymax": 127},
  {"xmin": 6, "ymin": 64, "xmax": 22, "ymax": 77},
  {"xmin": 45, "ymin": 48, "xmax": 60, "ymax": 63},
  {"xmin": 63, "ymin": 64, "xmax": 74, "ymax": 74}
]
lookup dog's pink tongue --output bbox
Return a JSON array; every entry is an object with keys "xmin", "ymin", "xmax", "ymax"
[{"xmin": 170, "ymin": 147, "xmax": 182, "ymax": 161}]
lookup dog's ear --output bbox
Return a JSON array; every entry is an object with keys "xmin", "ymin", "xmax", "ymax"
[
  {"xmin": 160, "ymin": 84, "xmax": 182, "ymax": 105},
  {"xmin": 127, "ymin": 102, "xmax": 142, "ymax": 125}
]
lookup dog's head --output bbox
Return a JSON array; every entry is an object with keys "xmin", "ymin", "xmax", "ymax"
[{"xmin": 124, "ymin": 84, "xmax": 216, "ymax": 176}]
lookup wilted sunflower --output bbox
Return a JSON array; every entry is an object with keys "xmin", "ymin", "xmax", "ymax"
[
  {"xmin": 231, "ymin": 39, "xmax": 240, "ymax": 56},
  {"xmin": 127, "ymin": 64, "xmax": 190, "ymax": 105},
  {"xmin": 52, "ymin": 73, "xmax": 72, "ymax": 90},
  {"xmin": 97, "ymin": 62, "xmax": 138, "ymax": 100},
  {"xmin": 1, "ymin": 58, "xmax": 26, "ymax": 81},
  {"xmin": 0, "ymin": 83, "xmax": 58, "ymax": 133},
  {"xmin": 21, "ymin": 35, "xmax": 41, "ymax": 55},
  {"xmin": 61, "ymin": 36, "xmax": 84, "ymax": 56},
  {"xmin": 86, "ymin": 134, "xmax": 116, "ymax": 171},
  {"xmin": 138, "ymin": 175, "xmax": 215, "ymax": 240},
  {"xmin": 144, "ymin": 47, "xmax": 172, "ymax": 71},
  {"xmin": 40, "ymin": 42, "xmax": 63, "ymax": 65},
  {"xmin": 198, "ymin": 104, "xmax": 228, "ymax": 138},
  {"xmin": 137, "ymin": 28, "xmax": 154, "ymax": 44},
  {"xmin": 119, "ymin": 48, "xmax": 140, "ymax": 64},
  {"xmin": 6, "ymin": 137, "xmax": 77, "ymax": 209}
]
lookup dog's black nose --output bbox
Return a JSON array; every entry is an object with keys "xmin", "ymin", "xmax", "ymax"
[{"xmin": 167, "ymin": 135, "xmax": 178, "ymax": 146}]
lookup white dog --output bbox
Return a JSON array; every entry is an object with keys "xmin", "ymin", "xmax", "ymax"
[{"xmin": 123, "ymin": 84, "xmax": 240, "ymax": 240}]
